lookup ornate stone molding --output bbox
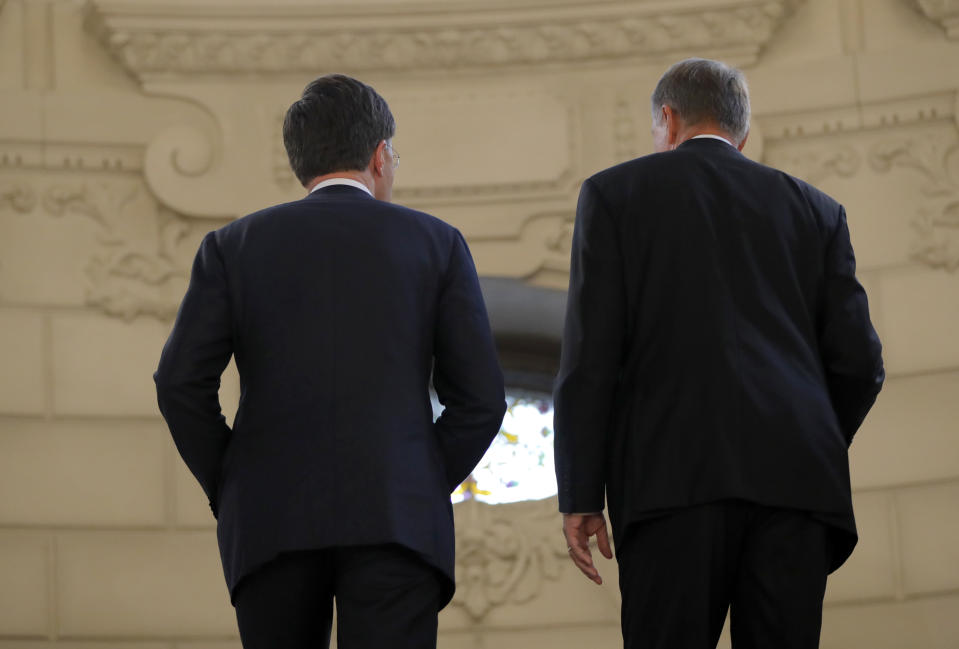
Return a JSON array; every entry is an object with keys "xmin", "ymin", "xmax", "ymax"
[
  {"xmin": 468, "ymin": 210, "xmax": 575, "ymax": 284},
  {"xmin": 914, "ymin": 0, "xmax": 959, "ymax": 38},
  {"xmin": 0, "ymin": 182, "xmax": 36, "ymax": 213},
  {"xmin": 85, "ymin": 0, "xmax": 801, "ymax": 81},
  {"xmin": 451, "ymin": 496, "xmax": 567, "ymax": 619},
  {"xmin": 763, "ymin": 145, "xmax": 862, "ymax": 185},
  {"xmin": 44, "ymin": 179, "xmax": 198, "ymax": 318},
  {"xmin": 870, "ymin": 133, "xmax": 959, "ymax": 271},
  {"xmin": 760, "ymin": 92, "xmax": 956, "ymax": 142},
  {"xmin": 0, "ymin": 175, "xmax": 202, "ymax": 319}
]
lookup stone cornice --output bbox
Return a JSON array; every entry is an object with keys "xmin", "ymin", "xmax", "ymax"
[
  {"xmin": 915, "ymin": 0, "xmax": 959, "ymax": 38},
  {"xmin": 84, "ymin": 0, "xmax": 801, "ymax": 81}
]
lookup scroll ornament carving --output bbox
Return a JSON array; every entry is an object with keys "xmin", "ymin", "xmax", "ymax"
[
  {"xmin": 143, "ymin": 124, "xmax": 234, "ymax": 220},
  {"xmin": 42, "ymin": 180, "xmax": 197, "ymax": 319},
  {"xmin": 870, "ymin": 134, "xmax": 959, "ymax": 271},
  {"xmin": 764, "ymin": 145, "xmax": 863, "ymax": 185},
  {"xmin": 451, "ymin": 497, "xmax": 567, "ymax": 619},
  {"xmin": 85, "ymin": 0, "xmax": 801, "ymax": 79},
  {"xmin": 914, "ymin": 0, "xmax": 959, "ymax": 38}
]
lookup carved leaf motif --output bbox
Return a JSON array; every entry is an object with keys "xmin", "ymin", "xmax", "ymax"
[
  {"xmin": 0, "ymin": 182, "xmax": 36, "ymax": 213},
  {"xmin": 41, "ymin": 180, "xmax": 194, "ymax": 320},
  {"xmin": 869, "ymin": 134, "xmax": 959, "ymax": 271},
  {"xmin": 764, "ymin": 145, "xmax": 862, "ymax": 185},
  {"xmin": 451, "ymin": 498, "xmax": 567, "ymax": 619},
  {"xmin": 869, "ymin": 137, "xmax": 959, "ymax": 197}
]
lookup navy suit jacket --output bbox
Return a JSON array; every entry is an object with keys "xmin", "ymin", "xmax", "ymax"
[
  {"xmin": 554, "ymin": 138, "xmax": 884, "ymax": 571},
  {"xmin": 155, "ymin": 185, "xmax": 506, "ymax": 606}
]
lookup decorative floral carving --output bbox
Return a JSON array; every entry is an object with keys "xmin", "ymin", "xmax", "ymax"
[
  {"xmin": 42, "ymin": 179, "xmax": 197, "ymax": 319},
  {"xmin": 764, "ymin": 145, "xmax": 862, "ymax": 185},
  {"xmin": 870, "ymin": 134, "xmax": 959, "ymax": 271},
  {"xmin": 914, "ymin": 0, "xmax": 959, "ymax": 38},
  {"xmin": 85, "ymin": 0, "xmax": 801, "ymax": 80},
  {"xmin": 452, "ymin": 497, "xmax": 567, "ymax": 619},
  {"xmin": 0, "ymin": 182, "xmax": 37, "ymax": 212}
]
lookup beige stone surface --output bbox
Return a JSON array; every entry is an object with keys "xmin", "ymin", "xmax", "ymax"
[
  {"xmin": 851, "ymin": 371, "xmax": 959, "ymax": 489},
  {"xmin": 825, "ymin": 490, "xmax": 897, "ymax": 604},
  {"xmin": 0, "ymin": 418, "xmax": 166, "ymax": 527},
  {"xmin": 875, "ymin": 266, "xmax": 959, "ymax": 376},
  {"xmin": 480, "ymin": 624, "xmax": 623, "ymax": 649},
  {"xmin": 821, "ymin": 593, "xmax": 959, "ymax": 649},
  {"xmin": 0, "ymin": 179, "xmax": 100, "ymax": 307},
  {"xmin": 0, "ymin": 535, "xmax": 49, "ymax": 636},
  {"xmin": 895, "ymin": 481, "xmax": 959, "ymax": 596},
  {"xmin": 0, "ymin": 310, "xmax": 45, "ymax": 415},
  {"xmin": 56, "ymin": 531, "xmax": 236, "ymax": 637},
  {"xmin": 390, "ymin": 90, "xmax": 573, "ymax": 192},
  {"xmin": 0, "ymin": 645, "xmax": 171, "ymax": 649},
  {"xmin": 479, "ymin": 561, "xmax": 619, "ymax": 628},
  {"xmin": 51, "ymin": 313, "xmax": 172, "ymax": 417},
  {"xmin": 0, "ymin": 0, "xmax": 23, "ymax": 92},
  {"xmin": 219, "ymin": 358, "xmax": 240, "ymax": 429}
]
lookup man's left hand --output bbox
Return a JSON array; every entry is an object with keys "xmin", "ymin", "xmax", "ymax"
[{"xmin": 562, "ymin": 512, "xmax": 613, "ymax": 585}]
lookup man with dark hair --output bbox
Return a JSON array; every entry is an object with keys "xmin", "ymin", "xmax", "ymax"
[
  {"xmin": 155, "ymin": 74, "xmax": 506, "ymax": 649},
  {"xmin": 554, "ymin": 58, "xmax": 884, "ymax": 648}
]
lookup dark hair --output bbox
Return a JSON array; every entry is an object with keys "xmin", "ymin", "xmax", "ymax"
[
  {"xmin": 282, "ymin": 74, "xmax": 396, "ymax": 186},
  {"xmin": 651, "ymin": 58, "xmax": 750, "ymax": 144}
]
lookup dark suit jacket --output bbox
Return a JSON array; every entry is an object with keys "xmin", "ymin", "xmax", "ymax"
[
  {"xmin": 155, "ymin": 185, "xmax": 506, "ymax": 606},
  {"xmin": 554, "ymin": 138, "xmax": 884, "ymax": 571}
]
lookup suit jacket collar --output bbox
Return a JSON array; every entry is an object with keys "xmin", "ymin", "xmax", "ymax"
[
  {"xmin": 677, "ymin": 137, "xmax": 742, "ymax": 156},
  {"xmin": 305, "ymin": 184, "xmax": 375, "ymax": 200}
]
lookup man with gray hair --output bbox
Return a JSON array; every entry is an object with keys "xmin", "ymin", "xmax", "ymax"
[{"xmin": 554, "ymin": 58, "xmax": 883, "ymax": 648}]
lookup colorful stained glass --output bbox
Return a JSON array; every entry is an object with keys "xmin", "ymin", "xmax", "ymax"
[{"xmin": 433, "ymin": 391, "xmax": 556, "ymax": 504}]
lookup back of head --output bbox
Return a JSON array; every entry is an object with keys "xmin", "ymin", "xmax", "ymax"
[
  {"xmin": 283, "ymin": 74, "xmax": 396, "ymax": 187},
  {"xmin": 651, "ymin": 58, "xmax": 751, "ymax": 145}
]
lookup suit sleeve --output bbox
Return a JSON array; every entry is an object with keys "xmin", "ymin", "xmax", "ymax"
[
  {"xmin": 154, "ymin": 231, "xmax": 234, "ymax": 516},
  {"xmin": 553, "ymin": 177, "xmax": 627, "ymax": 514},
  {"xmin": 819, "ymin": 206, "xmax": 884, "ymax": 444},
  {"xmin": 432, "ymin": 231, "xmax": 507, "ymax": 492}
]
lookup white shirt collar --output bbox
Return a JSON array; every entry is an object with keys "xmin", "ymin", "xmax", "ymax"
[
  {"xmin": 690, "ymin": 134, "xmax": 734, "ymax": 147},
  {"xmin": 309, "ymin": 178, "xmax": 374, "ymax": 197}
]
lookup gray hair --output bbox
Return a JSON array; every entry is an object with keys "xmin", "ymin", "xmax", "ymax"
[{"xmin": 650, "ymin": 58, "xmax": 751, "ymax": 144}]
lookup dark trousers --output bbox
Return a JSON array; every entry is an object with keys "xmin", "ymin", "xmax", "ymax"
[
  {"xmin": 617, "ymin": 501, "xmax": 831, "ymax": 649},
  {"xmin": 234, "ymin": 544, "xmax": 442, "ymax": 649}
]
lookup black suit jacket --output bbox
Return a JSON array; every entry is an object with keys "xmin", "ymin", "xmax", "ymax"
[
  {"xmin": 155, "ymin": 185, "xmax": 506, "ymax": 606},
  {"xmin": 554, "ymin": 138, "xmax": 884, "ymax": 571}
]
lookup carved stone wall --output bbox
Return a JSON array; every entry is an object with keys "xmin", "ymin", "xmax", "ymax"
[{"xmin": 1, "ymin": 0, "xmax": 958, "ymax": 647}]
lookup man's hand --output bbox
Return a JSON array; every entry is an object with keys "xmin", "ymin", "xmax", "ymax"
[{"xmin": 563, "ymin": 512, "xmax": 613, "ymax": 585}]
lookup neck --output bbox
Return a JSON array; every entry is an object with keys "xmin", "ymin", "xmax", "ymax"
[
  {"xmin": 676, "ymin": 125, "xmax": 735, "ymax": 147},
  {"xmin": 306, "ymin": 170, "xmax": 375, "ymax": 194}
]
